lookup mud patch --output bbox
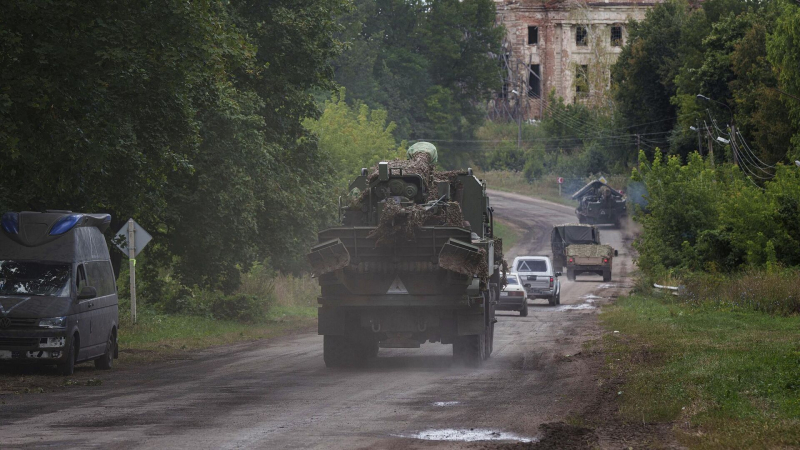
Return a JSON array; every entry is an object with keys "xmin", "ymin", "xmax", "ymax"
[
  {"xmin": 556, "ymin": 304, "xmax": 595, "ymax": 311},
  {"xmin": 478, "ymin": 422, "xmax": 597, "ymax": 449},
  {"xmin": 396, "ymin": 428, "xmax": 535, "ymax": 443}
]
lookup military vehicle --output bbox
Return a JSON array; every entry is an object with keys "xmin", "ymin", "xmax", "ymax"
[
  {"xmin": 308, "ymin": 143, "xmax": 504, "ymax": 368},
  {"xmin": 572, "ymin": 179, "xmax": 626, "ymax": 226},
  {"xmin": 551, "ymin": 223, "xmax": 617, "ymax": 281}
]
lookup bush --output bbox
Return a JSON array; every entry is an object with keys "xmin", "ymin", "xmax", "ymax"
[{"xmin": 204, "ymin": 292, "xmax": 270, "ymax": 323}]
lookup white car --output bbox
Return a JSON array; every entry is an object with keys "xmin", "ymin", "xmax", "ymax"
[
  {"xmin": 511, "ymin": 256, "xmax": 561, "ymax": 306},
  {"xmin": 497, "ymin": 273, "xmax": 529, "ymax": 316}
]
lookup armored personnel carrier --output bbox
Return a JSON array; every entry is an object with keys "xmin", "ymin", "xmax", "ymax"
[
  {"xmin": 308, "ymin": 143, "xmax": 504, "ymax": 367},
  {"xmin": 572, "ymin": 179, "xmax": 627, "ymax": 226}
]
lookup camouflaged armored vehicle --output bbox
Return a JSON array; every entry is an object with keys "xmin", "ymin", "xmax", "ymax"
[
  {"xmin": 308, "ymin": 143, "xmax": 505, "ymax": 368},
  {"xmin": 572, "ymin": 180, "xmax": 626, "ymax": 226}
]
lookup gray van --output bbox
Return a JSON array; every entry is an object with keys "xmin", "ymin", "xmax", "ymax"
[{"xmin": 0, "ymin": 211, "xmax": 119, "ymax": 375}]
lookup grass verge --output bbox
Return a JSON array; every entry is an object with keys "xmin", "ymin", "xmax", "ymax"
[
  {"xmin": 493, "ymin": 217, "xmax": 523, "ymax": 251},
  {"xmin": 478, "ymin": 170, "xmax": 577, "ymax": 206},
  {"xmin": 601, "ymin": 293, "xmax": 800, "ymax": 449}
]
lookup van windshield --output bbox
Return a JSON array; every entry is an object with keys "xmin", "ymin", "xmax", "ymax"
[{"xmin": 0, "ymin": 261, "xmax": 71, "ymax": 297}]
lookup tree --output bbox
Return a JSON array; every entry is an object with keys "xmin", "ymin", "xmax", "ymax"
[
  {"xmin": 767, "ymin": 0, "xmax": 800, "ymax": 161},
  {"xmin": 304, "ymin": 89, "xmax": 403, "ymax": 189}
]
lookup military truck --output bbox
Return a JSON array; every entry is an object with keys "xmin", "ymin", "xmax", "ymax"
[
  {"xmin": 308, "ymin": 143, "xmax": 504, "ymax": 368},
  {"xmin": 551, "ymin": 223, "xmax": 617, "ymax": 281},
  {"xmin": 572, "ymin": 179, "xmax": 626, "ymax": 226}
]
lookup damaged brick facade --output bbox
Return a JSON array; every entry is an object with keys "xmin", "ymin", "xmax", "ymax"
[{"xmin": 492, "ymin": 0, "xmax": 661, "ymax": 119}]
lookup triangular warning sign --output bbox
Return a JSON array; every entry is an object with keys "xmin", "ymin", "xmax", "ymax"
[{"xmin": 387, "ymin": 276, "xmax": 409, "ymax": 294}]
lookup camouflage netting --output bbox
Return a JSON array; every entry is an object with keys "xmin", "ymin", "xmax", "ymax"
[
  {"xmin": 439, "ymin": 247, "xmax": 489, "ymax": 283},
  {"xmin": 494, "ymin": 238, "xmax": 508, "ymax": 289},
  {"xmin": 566, "ymin": 244, "xmax": 614, "ymax": 258},
  {"xmin": 367, "ymin": 198, "xmax": 465, "ymax": 247}
]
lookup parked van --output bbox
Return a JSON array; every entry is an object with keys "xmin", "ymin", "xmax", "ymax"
[{"xmin": 0, "ymin": 211, "xmax": 119, "ymax": 375}]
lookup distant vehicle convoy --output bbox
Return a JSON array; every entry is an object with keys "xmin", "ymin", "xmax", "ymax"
[
  {"xmin": 0, "ymin": 211, "xmax": 119, "ymax": 375},
  {"xmin": 498, "ymin": 273, "xmax": 528, "ymax": 316},
  {"xmin": 308, "ymin": 143, "xmax": 504, "ymax": 367},
  {"xmin": 551, "ymin": 223, "xmax": 617, "ymax": 282},
  {"xmin": 511, "ymin": 256, "xmax": 561, "ymax": 306},
  {"xmin": 572, "ymin": 179, "xmax": 627, "ymax": 226}
]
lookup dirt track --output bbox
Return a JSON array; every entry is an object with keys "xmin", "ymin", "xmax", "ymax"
[{"xmin": 0, "ymin": 190, "xmax": 639, "ymax": 449}]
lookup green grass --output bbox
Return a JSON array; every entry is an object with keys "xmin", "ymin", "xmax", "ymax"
[
  {"xmin": 117, "ymin": 305, "xmax": 316, "ymax": 364},
  {"xmin": 493, "ymin": 218, "xmax": 522, "ymax": 251},
  {"xmin": 601, "ymin": 294, "xmax": 800, "ymax": 449}
]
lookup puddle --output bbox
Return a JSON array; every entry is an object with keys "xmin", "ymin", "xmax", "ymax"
[
  {"xmin": 432, "ymin": 401, "xmax": 460, "ymax": 407},
  {"xmin": 396, "ymin": 428, "xmax": 536, "ymax": 443},
  {"xmin": 557, "ymin": 303, "xmax": 596, "ymax": 311},
  {"xmin": 597, "ymin": 284, "xmax": 617, "ymax": 289},
  {"xmin": 582, "ymin": 294, "xmax": 604, "ymax": 300}
]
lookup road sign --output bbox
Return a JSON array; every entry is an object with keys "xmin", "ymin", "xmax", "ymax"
[
  {"xmin": 557, "ymin": 177, "xmax": 564, "ymax": 184},
  {"xmin": 113, "ymin": 219, "xmax": 151, "ymax": 324},
  {"xmin": 113, "ymin": 219, "xmax": 152, "ymax": 258},
  {"xmin": 599, "ymin": 176, "xmax": 608, "ymax": 184}
]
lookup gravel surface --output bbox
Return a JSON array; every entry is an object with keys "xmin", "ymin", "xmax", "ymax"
[{"xmin": 0, "ymin": 190, "xmax": 644, "ymax": 449}]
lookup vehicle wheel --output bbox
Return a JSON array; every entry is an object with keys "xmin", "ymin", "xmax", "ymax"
[
  {"xmin": 520, "ymin": 301, "xmax": 529, "ymax": 317},
  {"xmin": 603, "ymin": 270, "xmax": 612, "ymax": 282},
  {"xmin": 57, "ymin": 336, "xmax": 77, "ymax": 376},
  {"xmin": 556, "ymin": 293, "xmax": 561, "ymax": 305},
  {"xmin": 357, "ymin": 335, "xmax": 379, "ymax": 359},
  {"xmin": 484, "ymin": 321, "xmax": 494, "ymax": 359},
  {"xmin": 323, "ymin": 335, "xmax": 358, "ymax": 368},
  {"xmin": 453, "ymin": 334, "xmax": 485, "ymax": 367},
  {"xmin": 94, "ymin": 332, "xmax": 115, "ymax": 370},
  {"xmin": 548, "ymin": 295, "xmax": 557, "ymax": 306},
  {"xmin": 567, "ymin": 269, "xmax": 575, "ymax": 281}
]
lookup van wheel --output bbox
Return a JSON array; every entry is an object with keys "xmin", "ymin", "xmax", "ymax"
[
  {"xmin": 556, "ymin": 293, "xmax": 561, "ymax": 305},
  {"xmin": 95, "ymin": 333, "xmax": 115, "ymax": 370},
  {"xmin": 548, "ymin": 295, "xmax": 557, "ymax": 306},
  {"xmin": 57, "ymin": 337, "xmax": 77, "ymax": 376}
]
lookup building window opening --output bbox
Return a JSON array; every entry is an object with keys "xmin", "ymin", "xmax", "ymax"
[
  {"xmin": 611, "ymin": 26, "xmax": 623, "ymax": 46},
  {"xmin": 528, "ymin": 26, "xmax": 539, "ymax": 45},
  {"xmin": 576, "ymin": 26, "xmax": 588, "ymax": 46},
  {"xmin": 575, "ymin": 65, "xmax": 589, "ymax": 97},
  {"xmin": 528, "ymin": 64, "xmax": 541, "ymax": 98}
]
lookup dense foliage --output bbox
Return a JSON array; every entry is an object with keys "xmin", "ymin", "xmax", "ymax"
[
  {"xmin": 613, "ymin": 0, "xmax": 800, "ymax": 165},
  {"xmin": 632, "ymin": 150, "xmax": 800, "ymax": 277},
  {"xmin": 0, "ymin": 1, "xmax": 347, "ymax": 294}
]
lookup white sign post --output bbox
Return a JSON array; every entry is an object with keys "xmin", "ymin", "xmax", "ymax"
[
  {"xmin": 114, "ymin": 219, "xmax": 152, "ymax": 324},
  {"xmin": 557, "ymin": 177, "xmax": 564, "ymax": 197}
]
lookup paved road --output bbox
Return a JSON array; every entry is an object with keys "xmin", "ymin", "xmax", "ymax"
[{"xmin": 0, "ymin": 190, "xmax": 636, "ymax": 449}]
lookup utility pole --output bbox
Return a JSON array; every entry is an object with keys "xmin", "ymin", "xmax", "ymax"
[
  {"xmin": 707, "ymin": 126, "xmax": 715, "ymax": 167},
  {"xmin": 636, "ymin": 134, "xmax": 641, "ymax": 151},
  {"xmin": 731, "ymin": 124, "xmax": 738, "ymax": 166},
  {"xmin": 696, "ymin": 119, "xmax": 703, "ymax": 156}
]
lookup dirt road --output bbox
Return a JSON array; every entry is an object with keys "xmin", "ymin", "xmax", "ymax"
[{"xmin": 0, "ymin": 190, "xmax": 636, "ymax": 449}]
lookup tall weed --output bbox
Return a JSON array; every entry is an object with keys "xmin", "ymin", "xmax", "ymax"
[{"xmin": 681, "ymin": 269, "xmax": 800, "ymax": 316}]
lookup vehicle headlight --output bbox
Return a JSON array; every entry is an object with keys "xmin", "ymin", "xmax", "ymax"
[{"xmin": 39, "ymin": 317, "xmax": 67, "ymax": 329}]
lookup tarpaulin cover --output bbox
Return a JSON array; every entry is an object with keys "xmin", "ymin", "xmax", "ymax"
[
  {"xmin": 407, "ymin": 142, "xmax": 438, "ymax": 163},
  {"xmin": 562, "ymin": 226, "xmax": 596, "ymax": 244},
  {"xmin": 0, "ymin": 221, "xmax": 111, "ymax": 263}
]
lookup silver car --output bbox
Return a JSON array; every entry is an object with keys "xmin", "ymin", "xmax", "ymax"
[{"xmin": 511, "ymin": 256, "xmax": 561, "ymax": 306}]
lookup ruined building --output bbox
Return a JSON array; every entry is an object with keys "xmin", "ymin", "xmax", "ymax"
[{"xmin": 491, "ymin": 0, "xmax": 661, "ymax": 121}]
